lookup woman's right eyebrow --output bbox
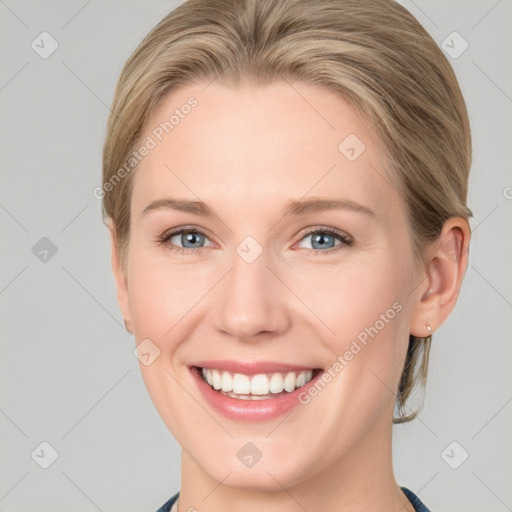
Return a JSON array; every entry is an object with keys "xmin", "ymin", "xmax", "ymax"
[{"xmin": 140, "ymin": 196, "xmax": 376, "ymax": 219}]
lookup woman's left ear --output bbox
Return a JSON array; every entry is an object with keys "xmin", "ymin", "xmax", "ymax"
[{"xmin": 409, "ymin": 217, "xmax": 471, "ymax": 338}]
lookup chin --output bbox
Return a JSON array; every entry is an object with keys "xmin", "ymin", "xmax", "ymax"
[{"xmin": 199, "ymin": 452, "xmax": 311, "ymax": 492}]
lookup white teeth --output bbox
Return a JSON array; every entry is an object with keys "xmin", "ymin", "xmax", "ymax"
[
  {"xmin": 201, "ymin": 368, "xmax": 316, "ymax": 398},
  {"xmin": 250, "ymin": 374, "xmax": 269, "ymax": 395},
  {"xmin": 269, "ymin": 373, "xmax": 284, "ymax": 393},
  {"xmin": 283, "ymin": 372, "xmax": 296, "ymax": 392},
  {"xmin": 233, "ymin": 373, "xmax": 251, "ymax": 394},
  {"xmin": 212, "ymin": 370, "xmax": 222, "ymax": 390},
  {"xmin": 221, "ymin": 372, "xmax": 233, "ymax": 392}
]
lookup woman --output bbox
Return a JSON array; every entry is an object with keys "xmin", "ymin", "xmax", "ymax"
[{"xmin": 101, "ymin": 0, "xmax": 472, "ymax": 510}]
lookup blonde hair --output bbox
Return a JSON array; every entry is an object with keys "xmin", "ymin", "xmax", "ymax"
[{"xmin": 102, "ymin": 0, "xmax": 472, "ymax": 423}]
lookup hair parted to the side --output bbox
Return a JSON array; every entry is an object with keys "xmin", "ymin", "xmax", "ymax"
[{"xmin": 101, "ymin": 0, "xmax": 472, "ymax": 423}]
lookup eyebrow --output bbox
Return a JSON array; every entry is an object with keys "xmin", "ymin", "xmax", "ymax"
[{"xmin": 141, "ymin": 197, "xmax": 376, "ymax": 218}]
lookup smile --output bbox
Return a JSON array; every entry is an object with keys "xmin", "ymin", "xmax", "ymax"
[{"xmin": 199, "ymin": 367, "xmax": 320, "ymax": 400}]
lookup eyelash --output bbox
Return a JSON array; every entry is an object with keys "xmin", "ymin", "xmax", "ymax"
[{"xmin": 157, "ymin": 226, "xmax": 354, "ymax": 256}]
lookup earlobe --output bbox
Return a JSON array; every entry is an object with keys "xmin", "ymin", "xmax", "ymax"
[
  {"xmin": 410, "ymin": 217, "xmax": 471, "ymax": 338},
  {"xmin": 108, "ymin": 222, "xmax": 133, "ymax": 331},
  {"xmin": 123, "ymin": 318, "xmax": 134, "ymax": 333}
]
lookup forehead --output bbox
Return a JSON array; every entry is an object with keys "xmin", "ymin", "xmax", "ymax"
[{"xmin": 132, "ymin": 80, "xmax": 403, "ymax": 223}]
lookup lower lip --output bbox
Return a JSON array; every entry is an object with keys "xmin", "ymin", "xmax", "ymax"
[{"xmin": 190, "ymin": 366, "xmax": 324, "ymax": 422}]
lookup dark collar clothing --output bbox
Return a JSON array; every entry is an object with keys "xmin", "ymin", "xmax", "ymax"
[{"xmin": 155, "ymin": 486, "xmax": 431, "ymax": 511}]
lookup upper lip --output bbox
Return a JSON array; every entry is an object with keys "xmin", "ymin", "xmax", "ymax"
[{"xmin": 191, "ymin": 360, "xmax": 322, "ymax": 375}]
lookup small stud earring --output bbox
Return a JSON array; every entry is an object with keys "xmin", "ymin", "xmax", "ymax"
[{"xmin": 426, "ymin": 323, "xmax": 432, "ymax": 334}]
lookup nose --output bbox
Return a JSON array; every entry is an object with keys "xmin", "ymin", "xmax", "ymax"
[{"xmin": 213, "ymin": 246, "xmax": 291, "ymax": 342}]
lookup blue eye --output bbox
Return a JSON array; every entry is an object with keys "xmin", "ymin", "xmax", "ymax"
[
  {"xmin": 160, "ymin": 228, "xmax": 213, "ymax": 253},
  {"xmin": 297, "ymin": 228, "xmax": 354, "ymax": 253},
  {"xmin": 158, "ymin": 227, "xmax": 353, "ymax": 255}
]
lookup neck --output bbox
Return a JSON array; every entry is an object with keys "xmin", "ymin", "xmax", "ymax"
[{"xmin": 176, "ymin": 405, "xmax": 414, "ymax": 512}]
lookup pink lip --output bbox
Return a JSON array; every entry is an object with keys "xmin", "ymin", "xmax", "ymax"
[
  {"xmin": 189, "ymin": 366, "xmax": 324, "ymax": 422},
  {"xmin": 191, "ymin": 360, "xmax": 320, "ymax": 375}
]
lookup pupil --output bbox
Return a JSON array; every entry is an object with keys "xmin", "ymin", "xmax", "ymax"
[
  {"xmin": 185, "ymin": 232, "xmax": 202, "ymax": 248},
  {"xmin": 313, "ymin": 233, "xmax": 332, "ymax": 249}
]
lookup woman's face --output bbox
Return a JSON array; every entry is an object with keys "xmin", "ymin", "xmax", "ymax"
[{"xmin": 113, "ymin": 80, "xmax": 426, "ymax": 489}]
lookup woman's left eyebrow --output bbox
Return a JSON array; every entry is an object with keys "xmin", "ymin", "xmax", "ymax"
[
  {"xmin": 140, "ymin": 197, "xmax": 376, "ymax": 218},
  {"xmin": 281, "ymin": 198, "xmax": 376, "ymax": 218}
]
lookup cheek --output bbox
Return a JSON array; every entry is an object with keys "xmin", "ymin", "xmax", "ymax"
[
  {"xmin": 129, "ymin": 275, "xmax": 170, "ymax": 336},
  {"xmin": 126, "ymin": 255, "xmax": 197, "ymax": 427},
  {"xmin": 127, "ymin": 253, "xmax": 208, "ymax": 338},
  {"xmin": 303, "ymin": 253, "xmax": 409, "ymax": 396},
  {"xmin": 299, "ymin": 252, "xmax": 405, "ymax": 340}
]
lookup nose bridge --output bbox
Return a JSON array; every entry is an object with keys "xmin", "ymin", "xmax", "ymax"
[{"xmin": 213, "ymin": 235, "xmax": 288, "ymax": 339}]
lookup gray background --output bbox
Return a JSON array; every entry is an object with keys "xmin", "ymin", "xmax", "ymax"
[{"xmin": 1, "ymin": 1, "xmax": 511, "ymax": 511}]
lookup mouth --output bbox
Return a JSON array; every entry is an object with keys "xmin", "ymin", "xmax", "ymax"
[{"xmin": 192, "ymin": 366, "xmax": 323, "ymax": 401}]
